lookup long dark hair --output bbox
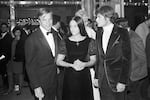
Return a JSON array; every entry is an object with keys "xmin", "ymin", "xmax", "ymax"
[{"xmin": 70, "ymin": 16, "xmax": 88, "ymax": 36}]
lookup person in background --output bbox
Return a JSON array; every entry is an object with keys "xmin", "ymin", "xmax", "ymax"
[
  {"xmin": 59, "ymin": 22, "xmax": 69, "ymax": 39},
  {"xmin": 145, "ymin": 28, "xmax": 150, "ymax": 100},
  {"xmin": 25, "ymin": 8, "xmax": 60, "ymax": 100},
  {"xmin": 52, "ymin": 14, "xmax": 64, "ymax": 100},
  {"xmin": 116, "ymin": 17, "xmax": 148, "ymax": 100},
  {"xmin": 95, "ymin": 5, "xmax": 131, "ymax": 100},
  {"xmin": 56, "ymin": 16, "xmax": 96, "ymax": 100},
  {"xmin": 6, "ymin": 26, "xmax": 27, "ymax": 95},
  {"xmin": 23, "ymin": 24, "xmax": 32, "ymax": 36},
  {"xmin": 135, "ymin": 15, "xmax": 150, "ymax": 47},
  {"xmin": 75, "ymin": 9, "xmax": 96, "ymax": 40},
  {"xmin": 0, "ymin": 23, "xmax": 13, "ymax": 94},
  {"xmin": 52, "ymin": 15, "xmax": 63, "ymax": 40}
]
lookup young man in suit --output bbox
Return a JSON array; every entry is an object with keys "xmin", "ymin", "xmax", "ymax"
[
  {"xmin": 94, "ymin": 5, "xmax": 131, "ymax": 100},
  {"xmin": 25, "ymin": 8, "xmax": 60, "ymax": 100}
]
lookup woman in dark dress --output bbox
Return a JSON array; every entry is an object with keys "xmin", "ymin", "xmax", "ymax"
[
  {"xmin": 7, "ymin": 26, "xmax": 27, "ymax": 95},
  {"xmin": 56, "ymin": 16, "xmax": 96, "ymax": 100}
]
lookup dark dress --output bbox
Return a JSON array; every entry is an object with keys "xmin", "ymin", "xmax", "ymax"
[{"xmin": 59, "ymin": 37, "xmax": 96, "ymax": 100}]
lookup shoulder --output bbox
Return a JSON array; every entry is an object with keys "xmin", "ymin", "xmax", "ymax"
[
  {"xmin": 130, "ymin": 30, "xmax": 142, "ymax": 41},
  {"xmin": 116, "ymin": 26, "xmax": 129, "ymax": 39}
]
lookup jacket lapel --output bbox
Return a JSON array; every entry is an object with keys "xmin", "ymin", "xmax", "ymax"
[
  {"xmin": 96, "ymin": 28, "xmax": 105, "ymax": 57},
  {"xmin": 106, "ymin": 25, "xmax": 119, "ymax": 55}
]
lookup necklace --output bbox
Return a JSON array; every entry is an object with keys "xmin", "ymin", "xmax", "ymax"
[{"xmin": 76, "ymin": 41, "xmax": 79, "ymax": 46}]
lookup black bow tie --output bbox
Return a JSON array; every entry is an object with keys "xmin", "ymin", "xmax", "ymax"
[{"xmin": 47, "ymin": 31, "xmax": 52, "ymax": 35}]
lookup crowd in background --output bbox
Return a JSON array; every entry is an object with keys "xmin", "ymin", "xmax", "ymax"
[{"xmin": 0, "ymin": 5, "xmax": 150, "ymax": 100}]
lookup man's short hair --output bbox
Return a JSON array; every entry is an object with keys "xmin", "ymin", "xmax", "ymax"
[
  {"xmin": 37, "ymin": 8, "xmax": 52, "ymax": 18},
  {"xmin": 96, "ymin": 5, "xmax": 115, "ymax": 23}
]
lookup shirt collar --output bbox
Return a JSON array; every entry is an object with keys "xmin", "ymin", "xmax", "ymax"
[
  {"xmin": 1, "ymin": 32, "xmax": 7, "ymax": 38},
  {"xmin": 103, "ymin": 23, "xmax": 114, "ymax": 31},
  {"xmin": 52, "ymin": 26, "xmax": 58, "ymax": 32}
]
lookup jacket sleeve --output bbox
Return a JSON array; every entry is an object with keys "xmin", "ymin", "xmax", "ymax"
[
  {"xmin": 25, "ymin": 37, "xmax": 41, "ymax": 89},
  {"xmin": 119, "ymin": 29, "xmax": 131, "ymax": 84}
]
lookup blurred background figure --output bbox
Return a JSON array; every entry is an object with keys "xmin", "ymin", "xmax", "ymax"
[
  {"xmin": 116, "ymin": 17, "xmax": 148, "ymax": 100},
  {"xmin": 6, "ymin": 26, "xmax": 27, "ymax": 95},
  {"xmin": 0, "ymin": 22, "xmax": 13, "ymax": 94},
  {"xmin": 135, "ymin": 15, "xmax": 150, "ymax": 47},
  {"xmin": 23, "ymin": 24, "xmax": 32, "ymax": 36},
  {"xmin": 75, "ymin": 9, "xmax": 96, "ymax": 39}
]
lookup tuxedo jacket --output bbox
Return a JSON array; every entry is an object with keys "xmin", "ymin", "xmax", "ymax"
[
  {"xmin": 25, "ymin": 28, "xmax": 60, "ymax": 91},
  {"xmin": 95, "ymin": 25, "xmax": 131, "ymax": 92},
  {"xmin": 129, "ymin": 30, "xmax": 147, "ymax": 81}
]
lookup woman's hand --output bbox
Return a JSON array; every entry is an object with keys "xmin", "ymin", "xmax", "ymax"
[
  {"xmin": 116, "ymin": 83, "xmax": 126, "ymax": 92},
  {"xmin": 72, "ymin": 59, "xmax": 86, "ymax": 71}
]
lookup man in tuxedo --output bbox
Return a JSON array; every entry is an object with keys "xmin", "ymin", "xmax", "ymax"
[
  {"xmin": 94, "ymin": 5, "xmax": 131, "ymax": 100},
  {"xmin": 25, "ymin": 8, "xmax": 60, "ymax": 100},
  {"xmin": 0, "ymin": 23, "xmax": 13, "ymax": 93}
]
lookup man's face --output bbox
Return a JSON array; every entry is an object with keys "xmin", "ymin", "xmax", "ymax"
[
  {"xmin": 39, "ymin": 12, "xmax": 53, "ymax": 31},
  {"xmin": 96, "ymin": 13, "xmax": 108, "ymax": 27},
  {"xmin": 1, "ymin": 24, "xmax": 8, "ymax": 33},
  {"xmin": 119, "ymin": 21, "xmax": 128, "ymax": 28}
]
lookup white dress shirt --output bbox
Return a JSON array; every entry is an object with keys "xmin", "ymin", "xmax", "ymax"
[
  {"xmin": 40, "ymin": 26, "xmax": 55, "ymax": 57},
  {"xmin": 102, "ymin": 23, "xmax": 114, "ymax": 53},
  {"xmin": 0, "ymin": 32, "xmax": 7, "ymax": 39}
]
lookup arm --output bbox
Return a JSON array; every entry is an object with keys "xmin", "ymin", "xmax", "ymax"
[
  {"xmin": 56, "ymin": 54, "xmax": 74, "ymax": 68},
  {"xmin": 132, "ymin": 36, "xmax": 147, "ymax": 71},
  {"xmin": 119, "ymin": 29, "xmax": 131, "ymax": 85},
  {"xmin": 25, "ymin": 37, "xmax": 40, "ymax": 89},
  {"xmin": 74, "ymin": 55, "xmax": 96, "ymax": 69}
]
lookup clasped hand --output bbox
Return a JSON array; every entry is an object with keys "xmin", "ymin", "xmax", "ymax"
[{"xmin": 71, "ymin": 59, "xmax": 85, "ymax": 71}]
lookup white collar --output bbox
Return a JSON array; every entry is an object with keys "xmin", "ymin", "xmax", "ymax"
[
  {"xmin": 103, "ymin": 23, "xmax": 114, "ymax": 31},
  {"xmin": 52, "ymin": 26, "xmax": 58, "ymax": 32},
  {"xmin": 40, "ymin": 26, "xmax": 49, "ymax": 36}
]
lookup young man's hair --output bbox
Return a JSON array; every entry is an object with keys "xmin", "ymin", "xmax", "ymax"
[{"xmin": 96, "ymin": 5, "xmax": 115, "ymax": 23}]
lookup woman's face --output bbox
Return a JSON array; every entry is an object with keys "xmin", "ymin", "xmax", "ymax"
[
  {"xmin": 69, "ymin": 20, "xmax": 80, "ymax": 36},
  {"xmin": 96, "ymin": 13, "xmax": 108, "ymax": 27},
  {"xmin": 14, "ymin": 30, "xmax": 21, "ymax": 37}
]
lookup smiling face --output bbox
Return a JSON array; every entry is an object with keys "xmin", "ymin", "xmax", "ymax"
[
  {"xmin": 38, "ymin": 12, "xmax": 53, "ymax": 31},
  {"xmin": 69, "ymin": 20, "xmax": 80, "ymax": 36}
]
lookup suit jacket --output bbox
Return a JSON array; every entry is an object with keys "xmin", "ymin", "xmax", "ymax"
[
  {"xmin": 129, "ymin": 30, "xmax": 147, "ymax": 81},
  {"xmin": 95, "ymin": 25, "xmax": 131, "ymax": 92},
  {"xmin": 146, "ymin": 33, "xmax": 150, "ymax": 76},
  {"xmin": 25, "ymin": 28, "xmax": 60, "ymax": 91},
  {"xmin": 0, "ymin": 32, "xmax": 13, "ymax": 63}
]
